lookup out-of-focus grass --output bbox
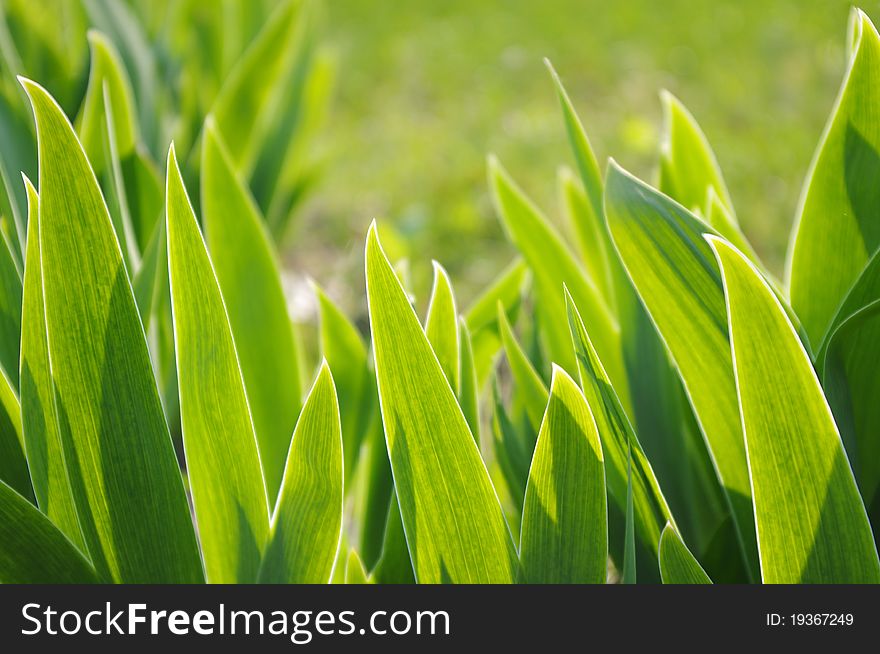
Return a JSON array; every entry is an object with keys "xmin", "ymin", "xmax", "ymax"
[{"xmin": 297, "ymin": 0, "xmax": 862, "ymax": 308}]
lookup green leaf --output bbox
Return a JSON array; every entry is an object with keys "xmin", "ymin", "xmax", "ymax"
[
  {"xmin": 19, "ymin": 176, "xmax": 82, "ymax": 548},
  {"xmin": 464, "ymin": 257, "xmax": 527, "ymax": 385},
  {"xmin": 212, "ymin": 0, "xmax": 304, "ymax": 173},
  {"xmin": 604, "ymin": 161, "xmax": 757, "ymax": 579},
  {"xmin": 424, "ymin": 261, "xmax": 460, "ymax": 393},
  {"xmin": 22, "ymin": 79, "xmax": 202, "ymax": 583},
  {"xmin": 788, "ymin": 10, "xmax": 880, "ymax": 349},
  {"xmin": 345, "ymin": 549, "xmax": 373, "ymax": 584},
  {"xmin": 259, "ymin": 363, "xmax": 343, "ymax": 583},
  {"xmin": 0, "ymin": 480, "xmax": 97, "ymax": 584},
  {"xmin": 131, "ymin": 216, "xmax": 165, "ymax": 332},
  {"xmin": 658, "ymin": 90, "xmax": 734, "ymax": 217},
  {"xmin": 366, "ymin": 222, "xmax": 518, "ymax": 583},
  {"xmin": 621, "ymin": 441, "xmax": 636, "ymax": 584},
  {"xmin": 519, "ymin": 366, "xmax": 606, "ymax": 584},
  {"xmin": 457, "ymin": 318, "xmax": 480, "ymax": 444},
  {"xmin": 201, "ymin": 119, "xmax": 300, "ymax": 501},
  {"xmin": 166, "ymin": 143, "xmax": 268, "ymax": 583},
  {"xmin": 0, "ymin": 207, "xmax": 21, "ymax": 388},
  {"xmin": 371, "ymin": 494, "xmax": 415, "ymax": 584},
  {"xmin": 489, "ymin": 156, "xmax": 626, "ymax": 405},
  {"xmin": 497, "ymin": 303, "xmax": 548, "ymax": 433},
  {"xmin": 0, "ymin": 363, "xmax": 29, "ymax": 500},
  {"xmin": 490, "ymin": 380, "xmax": 533, "ymax": 513},
  {"xmin": 314, "ymin": 283, "xmax": 375, "ymax": 487},
  {"xmin": 77, "ymin": 30, "xmax": 138, "ymax": 174},
  {"xmin": 659, "ymin": 523, "xmax": 712, "ymax": 584},
  {"xmin": 708, "ymin": 235, "xmax": 880, "ymax": 583},
  {"xmin": 358, "ymin": 420, "xmax": 393, "ymax": 571},
  {"xmin": 565, "ymin": 289, "xmax": 674, "ymax": 556},
  {"xmin": 558, "ymin": 167, "xmax": 614, "ymax": 306}
]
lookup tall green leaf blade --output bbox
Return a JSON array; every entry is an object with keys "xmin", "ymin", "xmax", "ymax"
[
  {"xmin": 659, "ymin": 523, "xmax": 712, "ymax": 584},
  {"xmin": 19, "ymin": 177, "xmax": 82, "ymax": 548},
  {"xmin": 519, "ymin": 366, "xmax": 606, "ymax": 584},
  {"xmin": 314, "ymin": 283, "xmax": 375, "ymax": 486},
  {"xmin": 489, "ymin": 157, "xmax": 626, "ymax": 404},
  {"xmin": 345, "ymin": 549, "xmax": 372, "ymax": 584},
  {"xmin": 458, "ymin": 318, "xmax": 480, "ymax": 443},
  {"xmin": 201, "ymin": 119, "xmax": 300, "ymax": 501},
  {"xmin": 497, "ymin": 303, "xmax": 548, "ymax": 433},
  {"xmin": 0, "ymin": 480, "xmax": 97, "ymax": 583},
  {"xmin": 22, "ymin": 79, "xmax": 202, "ymax": 583},
  {"xmin": 788, "ymin": 10, "xmax": 880, "ymax": 348},
  {"xmin": 604, "ymin": 161, "xmax": 757, "ymax": 579},
  {"xmin": 259, "ymin": 363, "xmax": 343, "ymax": 583},
  {"xmin": 709, "ymin": 235, "xmax": 880, "ymax": 583},
  {"xmin": 658, "ymin": 90, "xmax": 734, "ymax": 217},
  {"xmin": 166, "ymin": 144, "xmax": 268, "ymax": 583},
  {"xmin": 0, "ymin": 210, "xmax": 21, "ymax": 389},
  {"xmin": 565, "ymin": 289, "xmax": 673, "ymax": 556},
  {"xmin": 424, "ymin": 261, "xmax": 460, "ymax": 394},
  {"xmin": 0, "ymin": 364, "xmax": 29, "ymax": 500},
  {"xmin": 366, "ymin": 223, "xmax": 518, "ymax": 583}
]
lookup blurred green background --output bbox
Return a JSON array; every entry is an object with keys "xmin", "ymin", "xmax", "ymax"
[
  {"xmin": 1, "ymin": 0, "xmax": 874, "ymax": 313},
  {"xmin": 304, "ymin": 0, "xmax": 866, "ymax": 309}
]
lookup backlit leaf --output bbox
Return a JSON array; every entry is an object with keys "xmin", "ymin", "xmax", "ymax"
[{"xmin": 658, "ymin": 523, "xmax": 712, "ymax": 584}]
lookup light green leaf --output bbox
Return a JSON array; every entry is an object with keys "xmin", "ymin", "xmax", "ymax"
[
  {"xmin": 358, "ymin": 420, "xmax": 393, "ymax": 571},
  {"xmin": 622, "ymin": 441, "xmax": 636, "ymax": 584},
  {"xmin": 22, "ymin": 79, "xmax": 202, "ymax": 583},
  {"xmin": 491, "ymin": 380, "xmax": 533, "ymax": 513},
  {"xmin": 166, "ymin": 143, "xmax": 268, "ymax": 583},
  {"xmin": 259, "ymin": 363, "xmax": 343, "ymax": 584},
  {"xmin": 520, "ymin": 366, "xmax": 606, "ymax": 584},
  {"xmin": 131, "ymin": 216, "xmax": 165, "ymax": 332},
  {"xmin": 212, "ymin": 0, "xmax": 304, "ymax": 173},
  {"xmin": 0, "ymin": 480, "xmax": 97, "ymax": 583},
  {"xmin": 788, "ymin": 10, "xmax": 880, "ymax": 349},
  {"xmin": 464, "ymin": 257, "xmax": 527, "ymax": 385},
  {"xmin": 366, "ymin": 222, "xmax": 518, "ymax": 583},
  {"xmin": 659, "ymin": 523, "xmax": 712, "ymax": 584},
  {"xmin": 489, "ymin": 156, "xmax": 626, "ymax": 406},
  {"xmin": 458, "ymin": 318, "xmax": 480, "ymax": 444},
  {"xmin": 371, "ymin": 494, "xmax": 415, "ymax": 584},
  {"xmin": 345, "ymin": 549, "xmax": 373, "ymax": 584},
  {"xmin": 201, "ymin": 119, "xmax": 300, "ymax": 501},
  {"xmin": 708, "ymin": 235, "xmax": 880, "ymax": 583},
  {"xmin": 565, "ymin": 289, "xmax": 674, "ymax": 555},
  {"xmin": 497, "ymin": 303, "xmax": 548, "ymax": 432},
  {"xmin": 77, "ymin": 30, "xmax": 138, "ymax": 173},
  {"xmin": 558, "ymin": 167, "xmax": 614, "ymax": 306},
  {"xmin": 315, "ymin": 283, "xmax": 375, "ymax": 486},
  {"xmin": 0, "ymin": 363, "xmax": 29, "ymax": 500},
  {"xmin": 604, "ymin": 161, "xmax": 757, "ymax": 579},
  {"xmin": 658, "ymin": 90, "xmax": 734, "ymax": 217},
  {"xmin": 424, "ymin": 261, "xmax": 460, "ymax": 394},
  {"xmin": 0, "ymin": 207, "xmax": 21, "ymax": 388},
  {"xmin": 19, "ymin": 177, "xmax": 82, "ymax": 548}
]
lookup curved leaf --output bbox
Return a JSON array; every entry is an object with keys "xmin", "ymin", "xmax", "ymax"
[
  {"xmin": 659, "ymin": 523, "xmax": 712, "ymax": 584},
  {"xmin": 605, "ymin": 161, "xmax": 757, "ymax": 579},
  {"xmin": 259, "ymin": 363, "xmax": 343, "ymax": 584},
  {"xmin": 424, "ymin": 261, "xmax": 460, "ymax": 393},
  {"xmin": 23, "ymin": 78, "xmax": 202, "ymax": 584},
  {"xmin": 0, "ymin": 480, "xmax": 97, "ymax": 584},
  {"xmin": 458, "ymin": 318, "xmax": 480, "ymax": 443},
  {"xmin": 709, "ymin": 235, "xmax": 880, "ymax": 583},
  {"xmin": 788, "ymin": 10, "xmax": 880, "ymax": 348},
  {"xmin": 497, "ymin": 303, "xmax": 548, "ymax": 433},
  {"xmin": 166, "ymin": 144, "xmax": 268, "ymax": 583},
  {"xmin": 520, "ymin": 366, "xmax": 606, "ymax": 584},
  {"xmin": 201, "ymin": 119, "xmax": 300, "ymax": 501},
  {"xmin": 366, "ymin": 222, "xmax": 518, "ymax": 583}
]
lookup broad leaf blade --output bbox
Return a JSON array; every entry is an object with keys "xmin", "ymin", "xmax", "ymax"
[
  {"xmin": 366, "ymin": 223, "xmax": 518, "ymax": 583},
  {"xmin": 788, "ymin": 10, "xmax": 880, "ymax": 348},
  {"xmin": 605, "ymin": 161, "xmax": 757, "ymax": 579},
  {"xmin": 23, "ymin": 79, "xmax": 202, "ymax": 584},
  {"xmin": 166, "ymin": 144, "xmax": 268, "ymax": 583},
  {"xmin": 709, "ymin": 236, "xmax": 880, "ymax": 583},
  {"xmin": 0, "ymin": 480, "xmax": 97, "ymax": 584},
  {"xmin": 259, "ymin": 363, "xmax": 343, "ymax": 584},
  {"xmin": 202, "ymin": 119, "xmax": 300, "ymax": 501},
  {"xmin": 565, "ymin": 289, "xmax": 674, "ymax": 556},
  {"xmin": 659, "ymin": 523, "xmax": 712, "ymax": 584},
  {"xmin": 520, "ymin": 366, "xmax": 606, "ymax": 584},
  {"xmin": 19, "ymin": 177, "xmax": 82, "ymax": 548}
]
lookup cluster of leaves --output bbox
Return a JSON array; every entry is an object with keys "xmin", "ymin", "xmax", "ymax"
[{"xmin": 1, "ymin": 3, "xmax": 879, "ymax": 585}]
